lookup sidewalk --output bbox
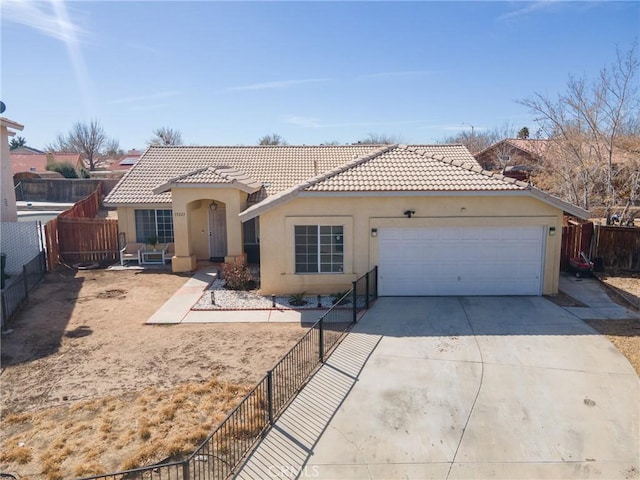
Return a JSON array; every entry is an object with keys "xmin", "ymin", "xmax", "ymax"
[{"xmin": 559, "ymin": 273, "xmax": 639, "ymax": 320}]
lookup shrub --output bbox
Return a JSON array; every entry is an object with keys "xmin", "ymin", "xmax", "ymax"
[
  {"xmin": 288, "ymin": 292, "xmax": 307, "ymax": 306},
  {"xmin": 46, "ymin": 161, "xmax": 79, "ymax": 178},
  {"xmin": 331, "ymin": 290, "xmax": 351, "ymax": 305},
  {"xmin": 221, "ymin": 261, "xmax": 254, "ymax": 290}
]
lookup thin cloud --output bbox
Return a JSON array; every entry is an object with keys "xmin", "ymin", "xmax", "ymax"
[
  {"xmin": 3, "ymin": 0, "xmax": 94, "ymax": 115},
  {"xmin": 226, "ymin": 78, "xmax": 330, "ymax": 92},
  {"xmin": 359, "ymin": 70, "xmax": 435, "ymax": 79},
  {"xmin": 110, "ymin": 91, "xmax": 182, "ymax": 105},
  {"xmin": 286, "ymin": 116, "xmax": 323, "ymax": 128},
  {"xmin": 498, "ymin": 1, "xmax": 562, "ymax": 22},
  {"xmin": 2, "ymin": 0, "xmax": 87, "ymax": 43}
]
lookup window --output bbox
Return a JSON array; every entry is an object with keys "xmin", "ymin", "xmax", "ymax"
[
  {"xmin": 295, "ymin": 225, "xmax": 343, "ymax": 273},
  {"xmin": 135, "ymin": 209, "xmax": 174, "ymax": 244},
  {"xmin": 498, "ymin": 154, "xmax": 512, "ymax": 163},
  {"xmin": 243, "ymin": 217, "xmax": 260, "ymax": 245}
]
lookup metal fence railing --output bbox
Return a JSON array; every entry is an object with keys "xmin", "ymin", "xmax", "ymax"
[
  {"xmin": 77, "ymin": 266, "xmax": 379, "ymax": 480},
  {"xmin": 1, "ymin": 251, "xmax": 46, "ymax": 330}
]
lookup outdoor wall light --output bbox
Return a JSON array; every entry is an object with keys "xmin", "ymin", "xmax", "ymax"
[
  {"xmin": 371, "ymin": 228, "xmax": 378, "ymax": 237},
  {"xmin": 549, "ymin": 226, "xmax": 556, "ymax": 236},
  {"xmin": 404, "ymin": 210, "xmax": 416, "ymax": 218}
]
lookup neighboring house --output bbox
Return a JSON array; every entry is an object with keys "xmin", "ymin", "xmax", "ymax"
[
  {"xmin": 110, "ymin": 149, "xmax": 143, "ymax": 172},
  {"xmin": 10, "ymin": 145, "xmax": 45, "ymax": 154},
  {"xmin": 474, "ymin": 138, "xmax": 549, "ymax": 173},
  {"xmin": 10, "ymin": 152, "xmax": 83, "ymax": 176},
  {"xmin": 104, "ymin": 144, "xmax": 588, "ymax": 296},
  {"xmin": 1, "ymin": 116, "xmax": 24, "ymax": 222}
]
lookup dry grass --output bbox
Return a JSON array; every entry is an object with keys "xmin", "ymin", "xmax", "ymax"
[
  {"xmin": 586, "ymin": 271, "xmax": 640, "ymax": 375},
  {"xmin": 0, "ymin": 377, "xmax": 252, "ymax": 478}
]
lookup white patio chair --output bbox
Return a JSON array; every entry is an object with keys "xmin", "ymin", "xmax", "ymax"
[
  {"xmin": 163, "ymin": 242, "xmax": 175, "ymax": 264},
  {"xmin": 120, "ymin": 242, "xmax": 144, "ymax": 266}
]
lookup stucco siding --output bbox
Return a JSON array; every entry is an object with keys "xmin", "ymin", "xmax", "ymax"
[
  {"xmin": 259, "ymin": 194, "xmax": 563, "ymax": 295},
  {"xmin": 116, "ymin": 187, "xmax": 248, "ymax": 266}
]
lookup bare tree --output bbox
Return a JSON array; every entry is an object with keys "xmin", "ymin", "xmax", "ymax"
[
  {"xmin": 148, "ymin": 126, "xmax": 183, "ymax": 146},
  {"xmin": 440, "ymin": 130, "xmax": 499, "ymax": 156},
  {"xmin": 356, "ymin": 133, "xmax": 404, "ymax": 145},
  {"xmin": 47, "ymin": 120, "xmax": 119, "ymax": 171},
  {"xmin": 519, "ymin": 43, "xmax": 639, "ymax": 217},
  {"xmin": 257, "ymin": 133, "xmax": 287, "ymax": 145}
]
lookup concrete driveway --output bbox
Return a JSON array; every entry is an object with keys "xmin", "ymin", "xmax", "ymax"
[{"xmin": 237, "ymin": 296, "xmax": 639, "ymax": 480}]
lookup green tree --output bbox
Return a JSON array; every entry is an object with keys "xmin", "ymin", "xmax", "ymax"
[
  {"xmin": 46, "ymin": 162, "xmax": 79, "ymax": 178},
  {"xmin": 517, "ymin": 127, "xmax": 530, "ymax": 139},
  {"xmin": 9, "ymin": 136, "xmax": 26, "ymax": 150}
]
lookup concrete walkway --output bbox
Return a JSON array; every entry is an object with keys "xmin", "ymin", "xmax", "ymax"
[
  {"xmin": 236, "ymin": 297, "xmax": 639, "ymax": 480},
  {"xmin": 559, "ymin": 273, "xmax": 639, "ymax": 320}
]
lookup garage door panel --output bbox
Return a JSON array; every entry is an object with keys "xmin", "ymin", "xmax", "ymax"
[{"xmin": 378, "ymin": 226, "xmax": 543, "ymax": 296}]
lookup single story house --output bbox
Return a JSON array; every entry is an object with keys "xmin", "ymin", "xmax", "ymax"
[
  {"xmin": 10, "ymin": 152, "xmax": 83, "ymax": 176},
  {"xmin": 474, "ymin": 138, "xmax": 549, "ymax": 171},
  {"xmin": 104, "ymin": 144, "xmax": 588, "ymax": 296}
]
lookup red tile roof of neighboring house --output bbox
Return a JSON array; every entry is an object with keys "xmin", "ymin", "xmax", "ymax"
[
  {"xmin": 109, "ymin": 150, "xmax": 143, "ymax": 171},
  {"xmin": 10, "ymin": 153, "xmax": 82, "ymax": 175}
]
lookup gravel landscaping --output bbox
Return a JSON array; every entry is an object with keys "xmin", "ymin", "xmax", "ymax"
[{"xmin": 192, "ymin": 279, "xmax": 356, "ymax": 310}]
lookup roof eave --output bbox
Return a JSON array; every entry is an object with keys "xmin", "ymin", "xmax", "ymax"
[
  {"xmin": 1, "ymin": 117, "xmax": 24, "ymax": 131},
  {"xmin": 528, "ymin": 188, "xmax": 589, "ymax": 220},
  {"xmin": 153, "ymin": 182, "xmax": 261, "ymax": 195}
]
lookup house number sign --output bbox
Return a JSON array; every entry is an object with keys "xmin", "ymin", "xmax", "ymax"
[{"xmin": 174, "ymin": 212, "xmax": 186, "ymax": 217}]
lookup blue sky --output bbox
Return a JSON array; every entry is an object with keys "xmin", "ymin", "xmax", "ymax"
[{"xmin": 1, "ymin": 1, "xmax": 638, "ymax": 150}]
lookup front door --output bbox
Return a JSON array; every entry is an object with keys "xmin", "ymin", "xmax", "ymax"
[{"xmin": 208, "ymin": 204, "xmax": 228, "ymax": 261}]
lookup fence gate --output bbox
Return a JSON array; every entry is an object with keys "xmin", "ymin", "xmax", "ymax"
[{"xmin": 560, "ymin": 222, "xmax": 593, "ymax": 271}]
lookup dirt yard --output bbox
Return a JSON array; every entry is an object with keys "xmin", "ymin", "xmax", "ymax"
[
  {"xmin": 0, "ymin": 267, "xmax": 307, "ymax": 479},
  {"xmin": 586, "ymin": 270, "xmax": 640, "ymax": 375}
]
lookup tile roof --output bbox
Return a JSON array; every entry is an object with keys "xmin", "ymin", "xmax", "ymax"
[
  {"xmin": 154, "ymin": 166, "xmax": 262, "ymax": 194},
  {"xmin": 239, "ymin": 145, "xmax": 529, "ymax": 220},
  {"xmin": 403, "ymin": 144, "xmax": 480, "ymax": 166},
  {"xmin": 304, "ymin": 145, "xmax": 524, "ymax": 192},
  {"xmin": 241, "ymin": 145, "xmax": 589, "ymax": 220},
  {"xmin": 10, "ymin": 146, "xmax": 45, "ymax": 154},
  {"xmin": 103, "ymin": 143, "xmax": 588, "ymax": 220},
  {"xmin": 104, "ymin": 145, "xmax": 389, "ymax": 205}
]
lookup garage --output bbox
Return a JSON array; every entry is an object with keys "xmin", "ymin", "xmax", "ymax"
[{"xmin": 378, "ymin": 226, "xmax": 545, "ymax": 296}]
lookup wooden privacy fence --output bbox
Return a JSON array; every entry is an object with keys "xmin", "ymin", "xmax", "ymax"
[
  {"xmin": 561, "ymin": 222, "xmax": 640, "ymax": 271},
  {"xmin": 593, "ymin": 226, "xmax": 640, "ymax": 271},
  {"xmin": 14, "ymin": 178, "xmax": 120, "ymax": 203},
  {"xmin": 44, "ymin": 187, "xmax": 119, "ymax": 269}
]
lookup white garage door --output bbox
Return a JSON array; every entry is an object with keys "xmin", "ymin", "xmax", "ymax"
[{"xmin": 378, "ymin": 226, "xmax": 544, "ymax": 296}]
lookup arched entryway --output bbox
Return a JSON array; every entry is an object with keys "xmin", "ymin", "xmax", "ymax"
[{"xmin": 208, "ymin": 200, "xmax": 227, "ymax": 262}]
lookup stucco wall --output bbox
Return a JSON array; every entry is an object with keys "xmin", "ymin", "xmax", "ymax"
[
  {"xmin": 116, "ymin": 187, "xmax": 248, "ymax": 270},
  {"xmin": 1, "ymin": 125, "xmax": 18, "ymax": 222},
  {"xmin": 258, "ymin": 193, "xmax": 563, "ymax": 295}
]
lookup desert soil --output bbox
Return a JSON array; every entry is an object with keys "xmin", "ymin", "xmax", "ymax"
[
  {"xmin": 586, "ymin": 271, "xmax": 640, "ymax": 375},
  {"xmin": 0, "ymin": 266, "xmax": 307, "ymax": 479}
]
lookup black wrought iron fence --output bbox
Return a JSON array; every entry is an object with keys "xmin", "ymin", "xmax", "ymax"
[
  {"xmin": 185, "ymin": 377, "xmax": 270, "ymax": 479},
  {"xmin": 1, "ymin": 251, "xmax": 46, "ymax": 329},
  {"xmin": 77, "ymin": 266, "xmax": 379, "ymax": 480},
  {"xmin": 351, "ymin": 265, "xmax": 377, "ymax": 322}
]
